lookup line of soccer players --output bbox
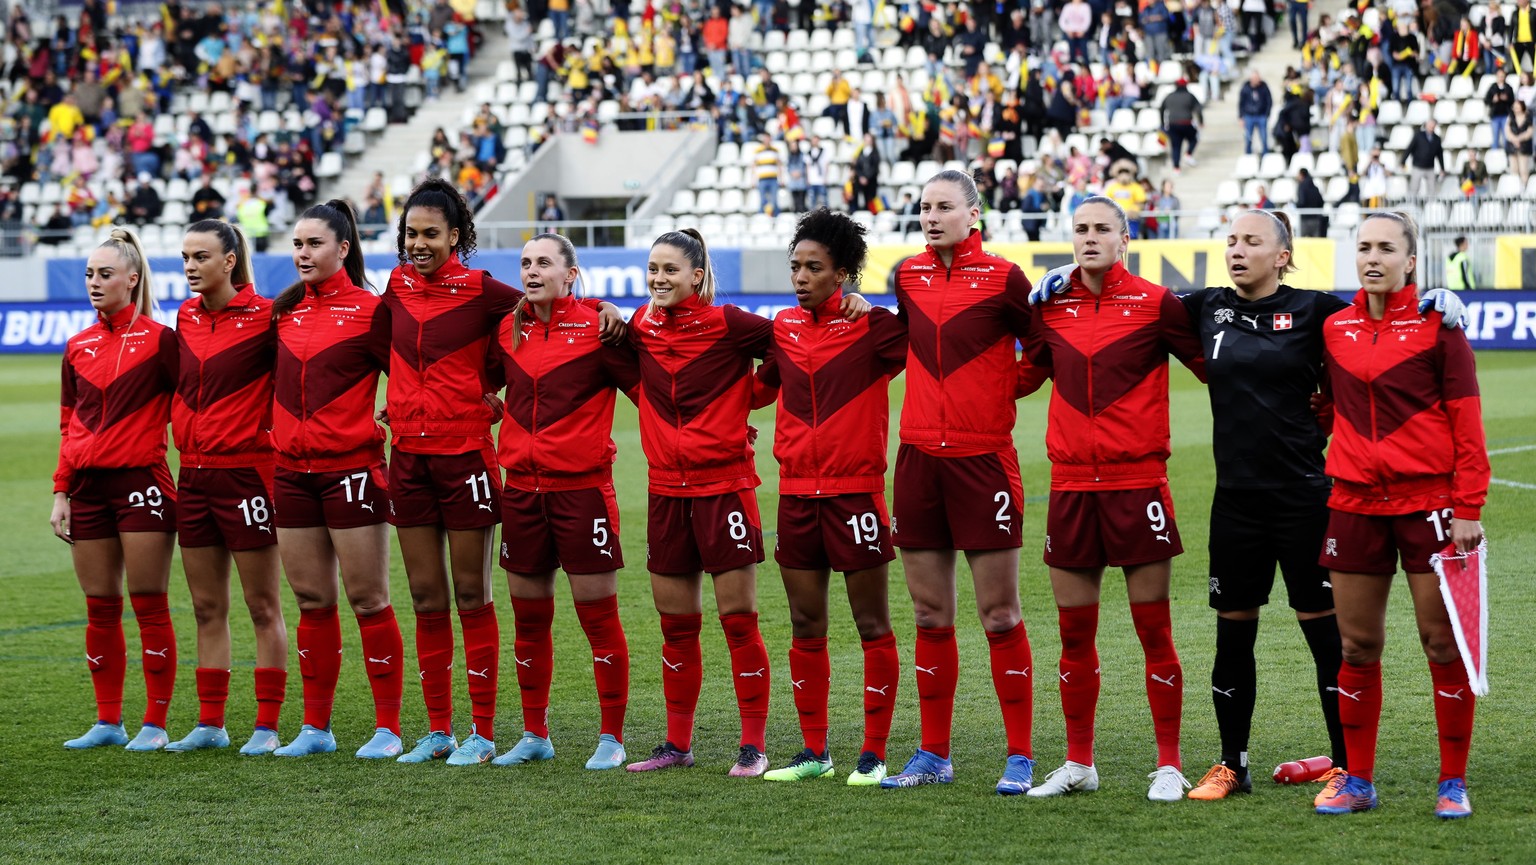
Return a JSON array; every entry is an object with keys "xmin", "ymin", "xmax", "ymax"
[{"xmin": 50, "ymin": 173, "xmax": 1487, "ymax": 818}]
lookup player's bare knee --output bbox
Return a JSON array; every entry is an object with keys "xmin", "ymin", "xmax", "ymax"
[
  {"xmin": 191, "ymin": 594, "xmax": 227, "ymax": 627},
  {"xmin": 788, "ymin": 610, "xmax": 828, "ymax": 640},
  {"xmin": 453, "ymin": 586, "xmax": 489, "ymax": 611},
  {"xmin": 1340, "ymin": 636, "xmax": 1383, "ymax": 665},
  {"xmin": 1419, "ymin": 628, "xmax": 1460, "ymax": 665},
  {"xmin": 852, "ymin": 617, "xmax": 891, "ymax": 643}
]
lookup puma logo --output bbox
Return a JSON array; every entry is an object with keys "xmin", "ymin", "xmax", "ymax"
[
  {"xmin": 1344, "ymin": 330, "xmax": 1359, "ymax": 341},
  {"xmin": 736, "ymin": 542, "xmax": 752, "ymax": 551},
  {"xmin": 1066, "ymin": 306, "xmax": 1079, "ymax": 317},
  {"xmin": 144, "ymin": 647, "xmax": 169, "ymax": 658},
  {"xmin": 662, "ymin": 656, "xmax": 683, "ymax": 671},
  {"xmin": 361, "ymin": 502, "xmax": 375, "ymax": 513},
  {"xmin": 865, "ymin": 684, "xmax": 890, "ymax": 695},
  {"xmin": 997, "ymin": 523, "xmax": 1010, "ymax": 533},
  {"xmin": 1151, "ymin": 673, "xmax": 1178, "ymax": 687},
  {"xmin": 791, "ymin": 679, "xmax": 805, "ymax": 690},
  {"xmin": 1059, "ymin": 671, "xmax": 1070, "ymax": 683},
  {"xmin": 292, "ymin": 316, "xmax": 304, "ymax": 326},
  {"xmin": 1155, "ymin": 532, "xmax": 1170, "ymax": 543},
  {"xmin": 86, "ymin": 653, "xmax": 103, "ymax": 665},
  {"xmin": 468, "ymin": 668, "xmax": 490, "ymax": 678},
  {"xmin": 150, "ymin": 508, "xmax": 164, "ymax": 520},
  {"xmin": 515, "ymin": 656, "xmax": 531, "ymax": 668},
  {"xmin": 298, "ymin": 648, "xmax": 310, "ymax": 659},
  {"xmin": 737, "ymin": 668, "xmax": 765, "ymax": 678},
  {"xmin": 599, "ymin": 548, "xmax": 614, "ymax": 558},
  {"xmin": 1005, "ymin": 668, "xmax": 1030, "ymax": 677},
  {"xmin": 82, "ymin": 347, "xmax": 98, "ymax": 357},
  {"xmin": 1240, "ymin": 314, "xmax": 1259, "ymax": 328},
  {"xmin": 478, "ymin": 503, "xmax": 492, "ymax": 511},
  {"xmin": 1328, "ymin": 686, "xmax": 1362, "ymax": 702},
  {"xmin": 367, "ymin": 655, "xmax": 393, "ymax": 665},
  {"xmin": 866, "ymin": 543, "xmax": 882, "ymax": 553},
  {"xmin": 1436, "ymin": 689, "xmax": 1465, "ymax": 701},
  {"xmin": 788, "ymin": 331, "xmax": 800, "ymax": 341},
  {"xmin": 257, "ymin": 525, "xmax": 272, "ymax": 533},
  {"xmin": 1212, "ymin": 686, "xmax": 1235, "ymax": 698},
  {"xmin": 594, "ymin": 654, "xmax": 614, "ymax": 665},
  {"xmin": 915, "ymin": 664, "xmax": 938, "ymax": 676},
  {"xmin": 919, "ymin": 274, "xmax": 934, "ymax": 287}
]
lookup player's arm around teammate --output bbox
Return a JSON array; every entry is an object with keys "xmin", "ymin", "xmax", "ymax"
[
  {"xmin": 882, "ymin": 170, "xmax": 1040, "ymax": 795},
  {"xmin": 268, "ymin": 200, "xmax": 405, "ymax": 760},
  {"xmin": 164, "ymin": 221, "xmax": 288, "ymax": 755},
  {"xmin": 1313, "ymin": 212, "xmax": 1489, "ymax": 819},
  {"xmin": 1019, "ymin": 196, "xmax": 1205, "ymax": 802},
  {"xmin": 753, "ymin": 209, "xmax": 908, "ymax": 786},
  {"xmin": 52, "ymin": 228, "xmax": 182, "ymax": 752},
  {"xmin": 486, "ymin": 233, "xmax": 640, "ymax": 771}
]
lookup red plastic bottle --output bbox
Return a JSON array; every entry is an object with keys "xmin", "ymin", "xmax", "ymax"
[{"xmin": 1272, "ymin": 755, "xmax": 1334, "ymax": 783}]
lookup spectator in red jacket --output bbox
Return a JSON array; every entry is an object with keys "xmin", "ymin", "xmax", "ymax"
[
  {"xmin": 883, "ymin": 170, "xmax": 1039, "ymax": 794},
  {"xmin": 1313, "ymin": 212, "xmax": 1489, "ymax": 820},
  {"xmin": 268, "ymin": 200, "xmax": 405, "ymax": 761},
  {"xmin": 1017, "ymin": 196, "xmax": 1206, "ymax": 802},
  {"xmin": 164, "ymin": 220, "xmax": 288, "ymax": 755},
  {"xmin": 489, "ymin": 233, "xmax": 640, "ymax": 771},
  {"xmin": 752, "ymin": 209, "xmax": 907, "ymax": 785},
  {"xmin": 52, "ymin": 227, "xmax": 181, "ymax": 752}
]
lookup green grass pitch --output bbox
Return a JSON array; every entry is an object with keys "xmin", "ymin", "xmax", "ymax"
[{"xmin": 1, "ymin": 352, "xmax": 1534, "ymax": 864}]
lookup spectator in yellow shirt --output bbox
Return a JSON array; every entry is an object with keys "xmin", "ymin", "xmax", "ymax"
[
  {"xmin": 826, "ymin": 70, "xmax": 853, "ymax": 136},
  {"xmin": 1103, "ymin": 167, "xmax": 1148, "ymax": 237},
  {"xmin": 47, "ymin": 93, "xmax": 84, "ymax": 141}
]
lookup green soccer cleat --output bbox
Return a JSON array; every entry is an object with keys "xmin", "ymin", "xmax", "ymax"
[
  {"xmin": 764, "ymin": 748, "xmax": 835, "ymax": 782},
  {"xmin": 846, "ymin": 751, "xmax": 888, "ymax": 786}
]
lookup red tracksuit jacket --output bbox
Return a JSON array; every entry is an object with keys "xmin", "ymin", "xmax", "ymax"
[
  {"xmin": 895, "ymin": 229, "xmax": 1034, "ymax": 454},
  {"xmin": 1322, "ymin": 285, "xmax": 1488, "ymax": 520},
  {"xmin": 754, "ymin": 290, "xmax": 907, "ymax": 496},
  {"xmin": 55, "ymin": 304, "xmax": 177, "ymax": 492},
  {"xmin": 382, "ymin": 256, "xmax": 520, "ymax": 452},
  {"xmin": 271, "ymin": 269, "xmax": 391, "ymax": 472},
  {"xmin": 628, "ymin": 293, "xmax": 772, "ymax": 495},
  {"xmin": 172, "ymin": 284, "xmax": 276, "ymax": 469},
  {"xmin": 492, "ymin": 295, "xmax": 641, "ymax": 491},
  {"xmin": 1020, "ymin": 261, "xmax": 1206, "ymax": 491}
]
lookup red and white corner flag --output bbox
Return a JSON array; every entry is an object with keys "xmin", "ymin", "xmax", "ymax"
[{"xmin": 1432, "ymin": 540, "xmax": 1489, "ymax": 696}]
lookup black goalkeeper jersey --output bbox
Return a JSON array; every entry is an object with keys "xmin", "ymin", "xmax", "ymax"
[{"xmin": 1181, "ymin": 285, "xmax": 1349, "ymax": 490}]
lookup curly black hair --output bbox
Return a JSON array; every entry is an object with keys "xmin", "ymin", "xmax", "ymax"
[
  {"xmin": 395, "ymin": 177, "xmax": 478, "ymax": 264},
  {"xmin": 787, "ymin": 207, "xmax": 868, "ymax": 286}
]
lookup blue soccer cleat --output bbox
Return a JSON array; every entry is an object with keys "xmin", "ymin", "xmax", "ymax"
[
  {"xmin": 355, "ymin": 728, "xmax": 403, "ymax": 759},
  {"xmin": 879, "ymin": 749, "xmax": 954, "ymax": 789},
  {"xmin": 124, "ymin": 724, "xmax": 169, "ymax": 752},
  {"xmin": 996, "ymin": 754, "xmax": 1036, "ymax": 795},
  {"xmin": 492, "ymin": 732, "xmax": 555, "ymax": 766},
  {"xmin": 239, "ymin": 728, "xmax": 281, "ymax": 756},
  {"xmin": 397, "ymin": 730, "xmax": 457, "ymax": 764},
  {"xmin": 273, "ymin": 724, "xmax": 337, "ymax": 757},
  {"xmin": 1315, "ymin": 773, "xmax": 1378, "ymax": 815},
  {"xmin": 585, "ymin": 733, "xmax": 626, "ymax": 770},
  {"xmin": 446, "ymin": 732, "xmax": 496, "ymax": 766},
  {"xmin": 64, "ymin": 721, "xmax": 129, "ymax": 750},
  {"xmin": 1435, "ymin": 778, "xmax": 1472, "ymax": 819},
  {"xmin": 166, "ymin": 725, "xmax": 230, "ymax": 752}
]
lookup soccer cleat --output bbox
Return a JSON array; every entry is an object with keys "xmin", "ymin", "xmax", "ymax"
[
  {"xmin": 879, "ymin": 749, "xmax": 954, "ymax": 789},
  {"xmin": 273, "ymin": 724, "xmax": 337, "ymax": 757},
  {"xmin": 491, "ymin": 732, "xmax": 555, "ymax": 766},
  {"xmin": 584, "ymin": 733, "xmax": 626, "ymax": 770},
  {"xmin": 1148, "ymin": 765, "xmax": 1192, "ymax": 801},
  {"xmin": 355, "ymin": 728, "xmax": 404, "ymax": 759},
  {"xmin": 728, "ymin": 744, "xmax": 769, "ymax": 778},
  {"xmin": 625, "ymin": 742, "xmax": 695, "ymax": 772},
  {"xmin": 1435, "ymin": 778, "xmax": 1472, "ymax": 819},
  {"xmin": 1273, "ymin": 755, "xmax": 1334, "ymax": 783},
  {"xmin": 1315, "ymin": 774, "xmax": 1379, "ymax": 814},
  {"xmin": 397, "ymin": 731, "xmax": 458, "ymax": 764},
  {"xmin": 995, "ymin": 754, "xmax": 1036, "ymax": 796},
  {"xmin": 1027, "ymin": 760, "xmax": 1100, "ymax": 797},
  {"xmin": 125, "ymin": 724, "xmax": 170, "ymax": 752},
  {"xmin": 64, "ymin": 721, "xmax": 129, "ymax": 750},
  {"xmin": 166, "ymin": 725, "xmax": 231, "ymax": 752},
  {"xmin": 846, "ymin": 751, "xmax": 888, "ymax": 787},
  {"xmin": 1312, "ymin": 767, "xmax": 1349, "ymax": 807},
  {"xmin": 239, "ymin": 728, "xmax": 281, "ymax": 756},
  {"xmin": 1188, "ymin": 764, "xmax": 1252, "ymax": 800},
  {"xmin": 764, "ymin": 748, "xmax": 835, "ymax": 782},
  {"xmin": 446, "ymin": 733, "xmax": 496, "ymax": 765}
]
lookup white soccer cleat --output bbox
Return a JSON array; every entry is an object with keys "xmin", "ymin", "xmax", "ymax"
[
  {"xmin": 1147, "ymin": 765, "xmax": 1192, "ymax": 802},
  {"xmin": 1026, "ymin": 760, "xmax": 1100, "ymax": 797}
]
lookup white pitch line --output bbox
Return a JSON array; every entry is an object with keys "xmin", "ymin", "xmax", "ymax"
[
  {"xmin": 1488, "ymin": 444, "xmax": 1536, "ymax": 456},
  {"xmin": 1490, "ymin": 477, "xmax": 1536, "ymax": 491}
]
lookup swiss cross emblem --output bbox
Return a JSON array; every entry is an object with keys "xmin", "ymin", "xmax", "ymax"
[{"xmin": 1273, "ymin": 313, "xmax": 1293, "ymax": 330}]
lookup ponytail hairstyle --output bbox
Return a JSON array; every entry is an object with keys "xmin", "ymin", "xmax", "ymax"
[
  {"xmin": 186, "ymin": 218, "xmax": 255, "ymax": 288},
  {"xmin": 924, "ymin": 168, "xmax": 982, "ymax": 211},
  {"xmin": 1075, "ymin": 195, "xmax": 1130, "ymax": 238},
  {"xmin": 652, "ymin": 228, "xmax": 717, "ymax": 304},
  {"xmin": 273, "ymin": 199, "xmax": 370, "ymax": 318},
  {"xmin": 98, "ymin": 226, "xmax": 155, "ymax": 318},
  {"xmin": 789, "ymin": 207, "xmax": 868, "ymax": 287},
  {"xmin": 394, "ymin": 176, "xmax": 478, "ymax": 265},
  {"xmin": 1359, "ymin": 210, "xmax": 1420, "ymax": 286},
  {"xmin": 510, "ymin": 232, "xmax": 580, "ymax": 350},
  {"xmin": 1243, "ymin": 208, "xmax": 1298, "ymax": 277}
]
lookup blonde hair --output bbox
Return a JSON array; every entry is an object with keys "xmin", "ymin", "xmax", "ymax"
[
  {"xmin": 652, "ymin": 228, "xmax": 717, "ymax": 304},
  {"xmin": 511, "ymin": 232, "xmax": 580, "ymax": 350},
  {"xmin": 98, "ymin": 226, "xmax": 155, "ymax": 318}
]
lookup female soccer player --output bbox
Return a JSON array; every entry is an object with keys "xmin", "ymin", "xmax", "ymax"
[
  {"xmin": 53, "ymin": 228, "xmax": 180, "ymax": 752},
  {"xmin": 754, "ymin": 209, "xmax": 907, "ymax": 786},
  {"xmin": 1017, "ymin": 196, "xmax": 1205, "ymax": 802},
  {"xmin": 1313, "ymin": 212, "xmax": 1487, "ymax": 819},
  {"xmin": 488, "ymin": 233, "xmax": 639, "ymax": 771},
  {"xmin": 164, "ymin": 220, "xmax": 289, "ymax": 755},
  {"xmin": 268, "ymin": 200, "xmax": 405, "ymax": 760},
  {"xmin": 881, "ymin": 170, "xmax": 1040, "ymax": 795}
]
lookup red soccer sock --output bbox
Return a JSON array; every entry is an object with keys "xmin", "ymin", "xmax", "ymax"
[
  {"xmin": 413, "ymin": 610, "xmax": 455, "ymax": 734},
  {"xmin": 84, "ymin": 596, "xmax": 126, "ymax": 725},
  {"xmin": 659, "ymin": 612, "xmax": 703, "ymax": 752},
  {"xmin": 1430, "ymin": 660, "xmax": 1476, "ymax": 782},
  {"xmin": 1058, "ymin": 604, "xmax": 1101, "ymax": 766},
  {"xmin": 915, "ymin": 626, "xmax": 959, "ymax": 759},
  {"xmin": 357, "ymin": 605, "xmax": 404, "ymax": 736},
  {"xmin": 297, "ymin": 606, "xmax": 343, "ymax": 729},
  {"xmin": 1337, "ymin": 660, "xmax": 1383, "ymax": 782},
  {"xmin": 511, "ymin": 595, "xmax": 555, "ymax": 739},
  {"xmin": 575, "ymin": 595, "xmax": 628, "ymax": 742},
  {"xmin": 987, "ymin": 621, "xmax": 1034, "ymax": 759},
  {"xmin": 1131, "ymin": 599, "xmax": 1183, "ymax": 769},
  {"xmin": 721, "ymin": 612, "xmax": 770, "ymax": 750},
  {"xmin": 860, "ymin": 632, "xmax": 899, "ymax": 759},
  {"xmin": 459, "ymin": 602, "xmax": 500, "ymax": 743},
  {"xmin": 788, "ymin": 636, "xmax": 830, "ymax": 754},
  {"xmin": 130, "ymin": 593, "xmax": 176, "ymax": 729},
  {"xmin": 252, "ymin": 667, "xmax": 286, "ymax": 731},
  {"xmin": 195, "ymin": 667, "xmax": 230, "ymax": 728}
]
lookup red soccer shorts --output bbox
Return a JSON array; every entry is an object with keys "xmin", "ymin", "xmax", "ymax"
[
  {"xmin": 892, "ymin": 445, "xmax": 1024, "ymax": 551},
  {"xmin": 647, "ymin": 489, "xmax": 765, "ymax": 576},
  {"xmin": 1044, "ymin": 483, "xmax": 1183, "ymax": 569},
  {"xmin": 499, "ymin": 484, "xmax": 624, "ymax": 574},
  {"xmin": 273, "ymin": 461, "xmax": 388, "ymax": 529},
  {"xmin": 775, "ymin": 492, "xmax": 895, "ymax": 572},
  {"xmin": 177, "ymin": 466, "xmax": 277, "ymax": 551},
  {"xmin": 1319, "ymin": 507, "xmax": 1452, "ymax": 575},
  {"xmin": 67, "ymin": 465, "xmax": 177, "ymax": 540},
  {"xmin": 388, "ymin": 449, "xmax": 501, "ymax": 531}
]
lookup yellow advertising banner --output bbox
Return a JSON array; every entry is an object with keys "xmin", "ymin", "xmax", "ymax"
[
  {"xmin": 859, "ymin": 238, "xmax": 1337, "ymax": 294},
  {"xmin": 1494, "ymin": 236, "xmax": 1536, "ymax": 291}
]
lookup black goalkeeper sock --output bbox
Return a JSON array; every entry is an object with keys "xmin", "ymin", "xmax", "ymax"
[
  {"xmin": 1299, "ymin": 614, "xmax": 1347, "ymax": 770},
  {"xmin": 1212, "ymin": 616, "xmax": 1260, "ymax": 771}
]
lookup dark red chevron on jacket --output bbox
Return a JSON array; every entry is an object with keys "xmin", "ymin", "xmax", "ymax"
[
  {"xmin": 176, "ymin": 329, "xmax": 272, "ymax": 412},
  {"xmin": 638, "ymin": 337, "xmax": 753, "ymax": 429},
  {"xmin": 777, "ymin": 325, "xmax": 893, "ymax": 427},
  {"xmin": 502, "ymin": 349, "xmax": 609, "ymax": 431},
  {"xmin": 901, "ymin": 297, "xmax": 1009, "ymax": 380},
  {"xmin": 1327, "ymin": 348, "xmax": 1441, "ymax": 441},
  {"xmin": 1045, "ymin": 321, "xmax": 1167, "ymax": 417},
  {"xmin": 72, "ymin": 343, "xmax": 173, "ymax": 433},
  {"xmin": 274, "ymin": 334, "xmax": 380, "ymax": 421}
]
